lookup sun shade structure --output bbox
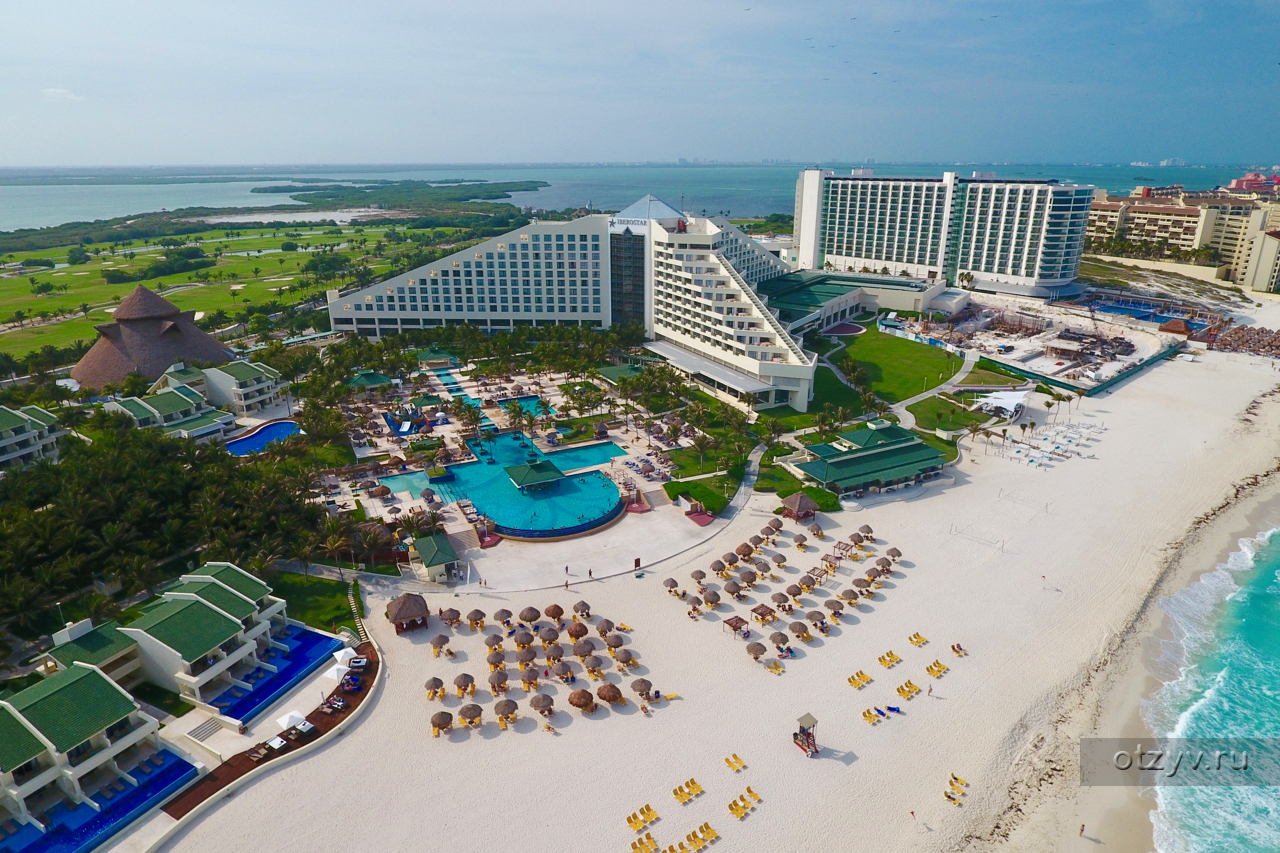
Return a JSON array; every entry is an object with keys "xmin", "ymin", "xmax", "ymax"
[
  {"xmin": 346, "ymin": 368, "xmax": 395, "ymax": 388},
  {"xmin": 663, "ymin": 578, "xmax": 678, "ymax": 589},
  {"xmin": 431, "ymin": 711, "xmax": 453, "ymax": 729},
  {"xmin": 615, "ymin": 649, "xmax": 634, "ymax": 664},
  {"xmin": 494, "ymin": 609, "xmax": 513, "ymax": 623},
  {"xmin": 504, "ymin": 460, "xmax": 566, "ymax": 491},
  {"xmin": 702, "ymin": 590, "xmax": 721, "ymax": 605},
  {"xmin": 487, "ymin": 651, "xmax": 506, "ymax": 667},
  {"xmin": 596, "ymin": 619, "xmax": 614, "ymax": 636},
  {"xmin": 539, "ymin": 627, "xmax": 559, "ymax": 642},
  {"xmin": 424, "ymin": 677, "xmax": 443, "ymax": 692},
  {"xmin": 71, "ymin": 286, "xmax": 234, "ymax": 389},
  {"xmin": 453, "ymin": 673, "xmax": 474, "ymax": 689},
  {"xmin": 430, "ymin": 634, "xmax": 450, "ymax": 649},
  {"xmin": 529, "ymin": 693, "xmax": 553, "ymax": 712},
  {"xmin": 770, "ymin": 631, "xmax": 790, "ymax": 646},
  {"xmin": 768, "ymin": 518, "xmax": 783, "ymax": 530},
  {"xmin": 495, "ymin": 699, "xmax": 518, "ymax": 718},
  {"xmin": 789, "ymin": 621, "xmax": 809, "ymax": 636},
  {"xmin": 597, "ymin": 684, "xmax": 623, "ymax": 704},
  {"xmin": 519, "ymin": 607, "xmax": 541, "ymax": 624},
  {"xmin": 545, "ymin": 604, "xmax": 564, "ymax": 620},
  {"xmin": 631, "ymin": 678, "xmax": 652, "ymax": 695},
  {"xmin": 724, "ymin": 580, "xmax": 741, "ymax": 595},
  {"xmin": 573, "ymin": 601, "xmax": 591, "ymax": 615},
  {"xmin": 458, "ymin": 704, "xmax": 482, "ymax": 722},
  {"xmin": 545, "ymin": 644, "xmax": 564, "ymax": 661},
  {"xmin": 386, "ymin": 593, "xmax": 430, "ymax": 631},
  {"xmin": 573, "ymin": 640, "xmax": 595, "ymax": 656},
  {"xmin": 692, "ymin": 570, "xmax": 707, "ymax": 581},
  {"xmin": 887, "ymin": 547, "xmax": 902, "ymax": 559},
  {"xmin": 485, "ymin": 634, "xmax": 504, "ymax": 648},
  {"xmin": 746, "ymin": 642, "xmax": 767, "ymax": 658},
  {"xmin": 568, "ymin": 689, "xmax": 594, "ymax": 709},
  {"xmin": 771, "ymin": 592, "xmax": 790, "ymax": 605},
  {"xmin": 780, "ymin": 492, "xmax": 821, "ymax": 520}
]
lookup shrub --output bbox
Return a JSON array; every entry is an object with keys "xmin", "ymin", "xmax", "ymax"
[
  {"xmin": 663, "ymin": 480, "xmax": 729, "ymax": 515},
  {"xmin": 21, "ymin": 258, "xmax": 54, "ymax": 268},
  {"xmin": 67, "ymin": 247, "xmax": 90, "ymax": 265},
  {"xmin": 280, "ymin": 241, "xmax": 299, "ymax": 251}
]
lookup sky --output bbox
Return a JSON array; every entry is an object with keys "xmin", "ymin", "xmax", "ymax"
[{"xmin": 1, "ymin": 0, "xmax": 1277, "ymax": 167}]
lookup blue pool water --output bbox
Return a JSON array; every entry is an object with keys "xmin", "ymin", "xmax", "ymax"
[
  {"xmin": 2, "ymin": 750, "xmax": 197, "ymax": 853},
  {"xmin": 209, "ymin": 626, "xmax": 344, "ymax": 723},
  {"xmin": 225, "ymin": 421, "xmax": 299, "ymax": 456},
  {"xmin": 379, "ymin": 432, "xmax": 625, "ymax": 536},
  {"xmin": 1146, "ymin": 529, "xmax": 1280, "ymax": 852},
  {"xmin": 433, "ymin": 367, "xmax": 462, "ymax": 392},
  {"xmin": 1087, "ymin": 301, "xmax": 1210, "ymax": 331},
  {"xmin": 455, "ymin": 394, "xmax": 554, "ymax": 426}
]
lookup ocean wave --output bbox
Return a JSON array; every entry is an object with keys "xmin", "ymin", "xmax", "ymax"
[{"xmin": 1145, "ymin": 529, "xmax": 1280, "ymax": 853}]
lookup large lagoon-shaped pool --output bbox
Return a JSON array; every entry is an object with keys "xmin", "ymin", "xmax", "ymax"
[{"xmin": 379, "ymin": 432, "xmax": 626, "ymax": 538}]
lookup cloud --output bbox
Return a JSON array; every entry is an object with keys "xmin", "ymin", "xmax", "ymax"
[{"xmin": 41, "ymin": 88, "xmax": 83, "ymax": 102}]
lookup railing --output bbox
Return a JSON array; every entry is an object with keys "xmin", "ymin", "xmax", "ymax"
[{"xmin": 713, "ymin": 252, "xmax": 810, "ymax": 363}]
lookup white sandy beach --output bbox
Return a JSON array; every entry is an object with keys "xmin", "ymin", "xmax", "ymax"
[{"xmin": 153, "ymin": 351, "xmax": 1280, "ymax": 853}]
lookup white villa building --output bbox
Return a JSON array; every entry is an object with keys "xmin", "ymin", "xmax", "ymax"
[
  {"xmin": 794, "ymin": 169, "xmax": 1094, "ymax": 298},
  {"xmin": 0, "ymin": 405, "xmax": 64, "ymax": 478}
]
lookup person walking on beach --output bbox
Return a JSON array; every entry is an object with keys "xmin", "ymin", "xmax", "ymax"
[
  {"xmin": 928, "ymin": 685, "xmax": 933, "ymax": 696},
  {"xmin": 565, "ymin": 566, "xmax": 569, "ymax": 575},
  {"xmin": 1079, "ymin": 825, "xmax": 1085, "ymax": 837},
  {"xmin": 588, "ymin": 569, "xmax": 593, "ymax": 579}
]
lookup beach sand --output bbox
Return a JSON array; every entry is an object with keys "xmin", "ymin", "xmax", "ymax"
[{"xmin": 156, "ymin": 352, "xmax": 1280, "ymax": 853}]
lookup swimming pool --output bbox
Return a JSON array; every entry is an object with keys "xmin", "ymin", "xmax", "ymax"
[
  {"xmin": 226, "ymin": 421, "xmax": 299, "ymax": 456},
  {"xmin": 379, "ymin": 432, "xmax": 626, "ymax": 538},
  {"xmin": 455, "ymin": 394, "xmax": 554, "ymax": 426}
]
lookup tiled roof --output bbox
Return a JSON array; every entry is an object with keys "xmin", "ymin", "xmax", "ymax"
[
  {"xmin": 7, "ymin": 666, "xmax": 135, "ymax": 754},
  {"xmin": 189, "ymin": 563, "xmax": 270, "ymax": 602},
  {"xmin": 504, "ymin": 460, "xmax": 565, "ymax": 487},
  {"xmin": 47, "ymin": 621, "xmax": 137, "ymax": 668},
  {"xmin": 115, "ymin": 398, "xmax": 154, "ymax": 419},
  {"xmin": 412, "ymin": 533, "xmax": 458, "ymax": 568},
  {"xmin": 214, "ymin": 361, "xmax": 269, "ymax": 381},
  {"xmin": 17, "ymin": 406, "xmax": 58, "ymax": 427},
  {"xmin": 0, "ymin": 706, "xmax": 45, "ymax": 773},
  {"xmin": 163, "ymin": 410, "xmax": 234, "ymax": 436},
  {"xmin": 171, "ymin": 385, "xmax": 205, "ymax": 404},
  {"xmin": 0, "ymin": 407, "xmax": 33, "ymax": 431},
  {"xmin": 169, "ymin": 580, "xmax": 256, "ymax": 621},
  {"xmin": 126, "ymin": 599, "xmax": 240, "ymax": 663},
  {"xmin": 143, "ymin": 389, "xmax": 197, "ymax": 416}
]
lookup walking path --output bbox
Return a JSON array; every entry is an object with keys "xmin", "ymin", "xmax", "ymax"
[{"xmin": 891, "ymin": 351, "xmax": 979, "ymax": 429}]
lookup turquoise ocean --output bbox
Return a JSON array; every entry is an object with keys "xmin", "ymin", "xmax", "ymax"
[
  {"xmin": 1145, "ymin": 528, "xmax": 1280, "ymax": 852},
  {"xmin": 0, "ymin": 163, "xmax": 1262, "ymax": 232}
]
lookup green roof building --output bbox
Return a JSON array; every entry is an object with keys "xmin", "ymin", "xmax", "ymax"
[
  {"xmin": 410, "ymin": 533, "xmax": 461, "ymax": 585},
  {"xmin": 415, "ymin": 348, "xmax": 458, "ymax": 367},
  {"xmin": 595, "ymin": 364, "xmax": 643, "ymax": 388},
  {"xmin": 0, "ymin": 663, "xmax": 166, "ymax": 825},
  {"xmin": 346, "ymin": 368, "xmax": 394, "ymax": 389},
  {"xmin": 106, "ymin": 387, "xmax": 236, "ymax": 443},
  {"xmin": 791, "ymin": 420, "xmax": 946, "ymax": 494},
  {"xmin": 504, "ymin": 459, "xmax": 565, "ymax": 490},
  {"xmin": 0, "ymin": 404, "xmax": 65, "ymax": 477},
  {"xmin": 124, "ymin": 600, "xmax": 241, "ymax": 665},
  {"xmin": 188, "ymin": 562, "xmax": 272, "ymax": 603},
  {"xmin": 203, "ymin": 361, "xmax": 287, "ymax": 415}
]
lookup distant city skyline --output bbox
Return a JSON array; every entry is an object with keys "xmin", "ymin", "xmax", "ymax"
[{"xmin": 1, "ymin": 0, "xmax": 1276, "ymax": 167}]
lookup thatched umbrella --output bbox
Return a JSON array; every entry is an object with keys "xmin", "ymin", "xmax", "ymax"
[
  {"xmin": 453, "ymin": 673, "xmax": 475, "ymax": 690},
  {"xmin": 760, "ymin": 527, "xmax": 776, "ymax": 538},
  {"xmin": 488, "ymin": 671, "xmax": 508, "ymax": 688},
  {"xmin": 771, "ymin": 592, "xmax": 790, "ymax": 606},
  {"xmin": 519, "ymin": 607, "xmax": 541, "ymax": 624},
  {"xmin": 597, "ymin": 619, "xmax": 615, "ymax": 636},
  {"xmin": 687, "ymin": 596, "xmax": 702, "ymax": 608},
  {"xmin": 768, "ymin": 518, "xmax": 783, "ymax": 530},
  {"xmin": 724, "ymin": 580, "xmax": 742, "ymax": 595},
  {"xmin": 824, "ymin": 600, "xmax": 844, "ymax": 613},
  {"xmin": 584, "ymin": 655, "xmax": 604, "ymax": 671},
  {"xmin": 806, "ymin": 610, "xmax": 826, "ymax": 624},
  {"xmin": 852, "ymin": 577, "xmax": 871, "ymax": 588},
  {"xmin": 545, "ymin": 604, "xmax": 565, "ymax": 621},
  {"xmin": 691, "ymin": 569, "xmax": 707, "ymax": 582},
  {"xmin": 865, "ymin": 568, "xmax": 880, "ymax": 579},
  {"xmin": 735, "ymin": 543, "xmax": 753, "ymax": 558},
  {"xmin": 859, "ymin": 524, "xmax": 874, "ymax": 536},
  {"xmin": 487, "ymin": 651, "xmax": 506, "ymax": 668},
  {"xmin": 615, "ymin": 648, "xmax": 634, "ymax": 665},
  {"xmin": 597, "ymin": 684, "xmax": 623, "ymax": 704},
  {"xmin": 604, "ymin": 634, "xmax": 624, "ymax": 650},
  {"xmin": 794, "ymin": 534, "xmax": 808, "ymax": 547},
  {"xmin": 746, "ymin": 642, "xmax": 767, "ymax": 660},
  {"xmin": 552, "ymin": 661, "xmax": 573, "ymax": 678},
  {"xmin": 709, "ymin": 560, "xmax": 724, "ymax": 573},
  {"xmin": 517, "ymin": 648, "xmax": 537, "ymax": 665},
  {"xmin": 789, "ymin": 621, "xmax": 809, "ymax": 636},
  {"xmin": 876, "ymin": 557, "xmax": 891, "ymax": 569},
  {"xmin": 424, "ymin": 676, "xmax": 443, "ymax": 693},
  {"xmin": 529, "ymin": 693, "xmax": 553, "ymax": 713},
  {"xmin": 419, "ymin": 488, "xmax": 435, "ymax": 500},
  {"xmin": 573, "ymin": 639, "xmax": 595, "ymax": 657},
  {"xmin": 739, "ymin": 570, "xmax": 757, "ymax": 585},
  {"xmin": 459, "ymin": 704, "xmax": 482, "ymax": 723},
  {"xmin": 521, "ymin": 668, "xmax": 539, "ymax": 684},
  {"xmin": 806, "ymin": 523, "xmax": 821, "ymax": 535},
  {"xmin": 573, "ymin": 601, "xmax": 591, "ymax": 616},
  {"xmin": 430, "ymin": 634, "xmax": 451, "ymax": 650},
  {"xmin": 631, "ymin": 678, "xmax": 652, "ymax": 696},
  {"xmin": 887, "ymin": 547, "xmax": 902, "ymax": 560},
  {"xmin": 663, "ymin": 578, "xmax": 678, "ymax": 589},
  {"xmin": 568, "ymin": 689, "xmax": 594, "ymax": 710},
  {"xmin": 723, "ymin": 553, "xmax": 739, "ymax": 566},
  {"xmin": 781, "ymin": 492, "xmax": 820, "ymax": 517},
  {"xmin": 441, "ymin": 608, "xmax": 460, "ymax": 623},
  {"xmin": 539, "ymin": 627, "xmax": 559, "ymax": 643},
  {"xmin": 785, "ymin": 584, "xmax": 802, "ymax": 598},
  {"xmin": 840, "ymin": 588, "xmax": 861, "ymax": 601},
  {"xmin": 770, "ymin": 631, "xmax": 790, "ymax": 646},
  {"xmin": 772, "ymin": 553, "xmax": 787, "ymax": 566},
  {"xmin": 851, "ymin": 532, "xmax": 864, "ymax": 545},
  {"xmin": 495, "ymin": 699, "xmax": 518, "ymax": 718},
  {"xmin": 431, "ymin": 711, "xmax": 453, "ymax": 729},
  {"xmin": 703, "ymin": 590, "xmax": 721, "ymax": 606},
  {"xmin": 485, "ymin": 634, "xmax": 504, "ymax": 649},
  {"xmin": 466, "ymin": 608, "xmax": 486, "ymax": 624},
  {"xmin": 749, "ymin": 535, "xmax": 763, "ymax": 547},
  {"xmin": 567, "ymin": 623, "xmax": 588, "ymax": 640},
  {"xmin": 371, "ymin": 485, "xmax": 391, "ymax": 497},
  {"xmin": 514, "ymin": 630, "xmax": 534, "ymax": 647},
  {"xmin": 545, "ymin": 643, "xmax": 564, "ymax": 662}
]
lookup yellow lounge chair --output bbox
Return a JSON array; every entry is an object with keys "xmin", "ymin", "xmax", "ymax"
[
  {"xmin": 686, "ymin": 834, "xmax": 705, "ymax": 850},
  {"xmin": 950, "ymin": 780, "xmax": 965, "ymax": 795},
  {"xmin": 747, "ymin": 786, "xmax": 761, "ymax": 803},
  {"xmin": 687, "ymin": 779, "xmax": 703, "ymax": 795},
  {"xmin": 673, "ymin": 787, "xmax": 688, "ymax": 804},
  {"xmin": 944, "ymin": 791, "xmax": 961, "ymax": 806},
  {"xmin": 733, "ymin": 753, "xmax": 746, "ymax": 769},
  {"xmin": 701, "ymin": 824, "xmax": 720, "ymax": 841},
  {"xmin": 618, "ymin": 623, "xmax": 632, "ymax": 632},
  {"xmin": 663, "ymin": 693, "xmax": 679, "ymax": 700},
  {"xmin": 729, "ymin": 801, "xmax": 745, "ymax": 818},
  {"xmin": 498, "ymin": 716, "xmax": 508, "ymax": 730},
  {"xmin": 645, "ymin": 831, "xmax": 657, "ymax": 849},
  {"xmin": 725, "ymin": 757, "xmax": 738, "ymax": 771},
  {"xmin": 863, "ymin": 710, "xmax": 878, "ymax": 724},
  {"xmin": 951, "ymin": 774, "xmax": 968, "ymax": 786},
  {"xmin": 739, "ymin": 794, "xmax": 754, "ymax": 810},
  {"xmin": 628, "ymin": 814, "xmax": 642, "ymax": 832}
]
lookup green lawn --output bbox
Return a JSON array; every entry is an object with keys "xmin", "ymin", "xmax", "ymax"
[
  {"xmin": 664, "ymin": 479, "xmax": 730, "ymax": 515},
  {"xmin": 754, "ymin": 463, "xmax": 803, "ymax": 493},
  {"xmin": 328, "ymin": 558, "xmax": 401, "ymax": 577},
  {"xmin": 906, "ymin": 395, "xmax": 991, "ymax": 433},
  {"xmin": 268, "ymin": 572, "xmax": 358, "ymax": 635},
  {"xmin": 761, "ymin": 367, "xmax": 865, "ymax": 431},
  {"xmin": 914, "ymin": 429, "xmax": 960, "ymax": 462},
  {"xmin": 957, "ymin": 359, "xmax": 1026, "ymax": 387},
  {"xmin": 836, "ymin": 324, "xmax": 963, "ymax": 403},
  {"xmin": 131, "ymin": 682, "xmax": 194, "ymax": 718}
]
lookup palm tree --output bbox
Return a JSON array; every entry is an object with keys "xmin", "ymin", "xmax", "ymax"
[
  {"xmin": 322, "ymin": 534, "xmax": 351, "ymax": 570},
  {"xmin": 690, "ymin": 433, "xmax": 718, "ymax": 474}
]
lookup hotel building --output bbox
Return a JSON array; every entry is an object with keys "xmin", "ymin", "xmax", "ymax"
[
  {"xmin": 0, "ymin": 405, "xmax": 64, "ymax": 478},
  {"xmin": 794, "ymin": 169, "xmax": 1094, "ymax": 298}
]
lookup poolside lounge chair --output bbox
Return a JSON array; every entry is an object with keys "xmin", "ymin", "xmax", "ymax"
[
  {"xmin": 673, "ymin": 787, "xmax": 690, "ymax": 804},
  {"xmin": 746, "ymin": 786, "xmax": 761, "ymax": 803},
  {"xmin": 686, "ymin": 779, "xmax": 703, "ymax": 795}
]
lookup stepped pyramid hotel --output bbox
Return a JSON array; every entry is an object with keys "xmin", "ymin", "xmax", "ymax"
[
  {"xmin": 330, "ymin": 180, "xmax": 1074, "ymax": 412},
  {"xmin": 794, "ymin": 169, "xmax": 1094, "ymax": 298}
]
